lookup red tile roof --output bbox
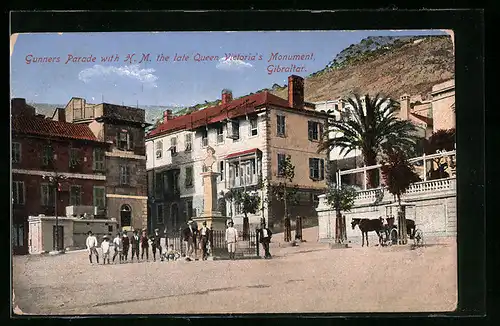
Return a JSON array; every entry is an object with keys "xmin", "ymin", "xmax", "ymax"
[
  {"xmin": 12, "ymin": 115, "xmax": 100, "ymax": 142},
  {"xmin": 147, "ymin": 91, "xmax": 291, "ymax": 138},
  {"xmin": 410, "ymin": 113, "xmax": 433, "ymax": 126},
  {"xmin": 225, "ymin": 148, "xmax": 260, "ymax": 159}
]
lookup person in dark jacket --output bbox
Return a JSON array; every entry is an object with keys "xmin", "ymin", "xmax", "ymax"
[
  {"xmin": 130, "ymin": 230, "xmax": 140, "ymax": 261},
  {"xmin": 259, "ymin": 221, "xmax": 273, "ymax": 259},
  {"xmin": 121, "ymin": 232, "xmax": 130, "ymax": 261},
  {"xmin": 151, "ymin": 228, "xmax": 162, "ymax": 262},
  {"xmin": 182, "ymin": 221, "xmax": 196, "ymax": 258},
  {"xmin": 198, "ymin": 221, "xmax": 210, "ymax": 260},
  {"xmin": 140, "ymin": 230, "xmax": 149, "ymax": 261}
]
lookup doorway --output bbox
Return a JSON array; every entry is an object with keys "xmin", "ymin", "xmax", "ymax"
[{"xmin": 120, "ymin": 204, "xmax": 132, "ymax": 227}]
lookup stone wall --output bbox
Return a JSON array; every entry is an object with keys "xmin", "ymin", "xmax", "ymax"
[{"xmin": 316, "ymin": 177, "xmax": 457, "ymax": 242}]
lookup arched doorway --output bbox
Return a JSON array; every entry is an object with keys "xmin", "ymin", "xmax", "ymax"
[
  {"xmin": 171, "ymin": 203, "xmax": 179, "ymax": 230},
  {"xmin": 120, "ymin": 204, "xmax": 132, "ymax": 228}
]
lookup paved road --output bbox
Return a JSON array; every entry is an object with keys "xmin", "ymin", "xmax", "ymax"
[{"xmin": 12, "ymin": 235, "xmax": 457, "ymax": 315}]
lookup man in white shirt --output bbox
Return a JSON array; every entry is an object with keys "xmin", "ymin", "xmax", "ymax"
[
  {"xmin": 85, "ymin": 231, "xmax": 99, "ymax": 264},
  {"xmin": 225, "ymin": 221, "xmax": 238, "ymax": 260},
  {"xmin": 112, "ymin": 233, "xmax": 123, "ymax": 263}
]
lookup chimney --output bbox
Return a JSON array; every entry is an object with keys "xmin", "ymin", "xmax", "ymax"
[
  {"xmin": 11, "ymin": 98, "xmax": 35, "ymax": 117},
  {"xmin": 163, "ymin": 110, "xmax": 173, "ymax": 121},
  {"xmin": 222, "ymin": 89, "xmax": 233, "ymax": 105},
  {"xmin": 288, "ymin": 75, "xmax": 304, "ymax": 109},
  {"xmin": 399, "ymin": 94, "xmax": 411, "ymax": 120},
  {"xmin": 56, "ymin": 108, "xmax": 66, "ymax": 122}
]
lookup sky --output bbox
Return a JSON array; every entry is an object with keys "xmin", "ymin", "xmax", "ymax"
[{"xmin": 10, "ymin": 30, "xmax": 447, "ymax": 108}]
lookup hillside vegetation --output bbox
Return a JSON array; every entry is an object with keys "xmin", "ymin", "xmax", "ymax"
[{"xmin": 271, "ymin": 35, "xmax": 454, "ymax": 102}]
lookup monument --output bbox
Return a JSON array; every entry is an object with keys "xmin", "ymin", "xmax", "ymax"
[{"xmin": 192, "ymin": 146, "xmax": 227, "ymax": 231}]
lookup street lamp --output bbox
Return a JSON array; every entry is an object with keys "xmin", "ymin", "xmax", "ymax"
[{"xmin": 42, "ymin": 173, "xmax": 68, "ymax": 252}]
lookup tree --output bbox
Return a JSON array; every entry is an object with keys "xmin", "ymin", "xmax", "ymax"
[
  {"xmin": 317, "ymin": 93, "xmax": 419, "ymax": 188},
  {"xmin": 380, "ymin": 148, "xmax": 421, "ymax": 206},
  {"xmin": 233, "ymin": 189, "xmax": 261, "ymax": 240},
  {"xmin": 325, "ymin": 185, "xmax": 357, "ymax": 243},
  {"xmin": 268, "ymin": 155, "xmax": 299, "ymax": 242},
  {"xmin": 424, "ymin": 128, "xmax": 456, "ymax": 180}
]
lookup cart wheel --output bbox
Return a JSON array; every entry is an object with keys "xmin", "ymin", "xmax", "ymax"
[
  {"xmin": 414, "ymin": 229, "xmax": 424, "ymax": 247},
  {"xmin": 390, "ymin": 228, "xmax": 398, "ymax": 245}
]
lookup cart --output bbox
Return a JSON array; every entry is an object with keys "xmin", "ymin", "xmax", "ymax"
[{"xmin": 384, "ymin": 202, "xmax": 417, "ymax": 245}]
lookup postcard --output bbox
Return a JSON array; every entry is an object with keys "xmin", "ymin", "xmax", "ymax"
[{"xmin": 11, "ymin": 28, "xmax": 457, "ymax": 315}]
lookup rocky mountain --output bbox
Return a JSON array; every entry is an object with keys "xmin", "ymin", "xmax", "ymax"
[{"xmin": 271, "ymin": 35, "xmax": 454, "ymax": 102}]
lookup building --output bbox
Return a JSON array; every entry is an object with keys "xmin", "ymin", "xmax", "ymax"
[
  {"xmin": 63, "ymin": 98, "xmax": 150, "ymax": 232},
  {"xmin": 145, "ymin": 75, "xmax": 329, "ymax": 231},
  {"xmin": 11, "ymin": 98, "xmax": 108, "ymax": 255},
  {"xmin": 429, "ymin": 79, "xmax": 455, "ymax": 132}
]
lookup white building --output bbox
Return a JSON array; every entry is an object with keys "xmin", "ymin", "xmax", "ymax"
[{"xmin": 146, "ymin": 76, "xmax": 329, "ymax": 232}]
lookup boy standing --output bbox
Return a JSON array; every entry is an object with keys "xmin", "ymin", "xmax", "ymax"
[
  {"xmin": 225, "ymin": 221, "xmax": 238, "ymax": 260},
  {"xmin": 101, "ymin": 236, "xmax": 111, "ymax": 264},
  {"xmin": 151, "ymin": 229, "xmax": 162, "ymax": 262},
  {"xmin": 112, "ymin": 233, "xmax": 123, "ymax": 263},
  {"xmin": 86, "ymin": 231, "xmax": 99, "ymax": 264},
  {"xmin": 199, "ymin": 221, "xmax": 210, "ymax": 260},
  {"xmin": 259, "ymin": 221, "xmax": 273, "ymax": 259}
]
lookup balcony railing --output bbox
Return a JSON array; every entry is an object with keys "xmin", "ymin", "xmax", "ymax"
[{"xmin": 229, "ymin": 174, "xmax": 259, "ymax": 188}]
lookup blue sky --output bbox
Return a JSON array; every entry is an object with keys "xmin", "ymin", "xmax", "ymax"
[{"xmin": 11, "ymin": 30, "xmax": 447, "ymax": 108}]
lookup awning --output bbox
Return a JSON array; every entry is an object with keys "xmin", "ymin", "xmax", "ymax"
[{"xmin": 225, "ymin": 148, "xmax": 261, "ymax": 159}]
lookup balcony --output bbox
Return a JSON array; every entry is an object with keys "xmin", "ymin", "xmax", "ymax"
[{"xmin": 229, "ymin": 174, "xmax": 260, "ymax": 189}]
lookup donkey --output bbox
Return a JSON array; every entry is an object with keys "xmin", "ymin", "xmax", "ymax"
[{"xmin": 351, "ymin": 218, "xmax": 383, "ymax": 247}]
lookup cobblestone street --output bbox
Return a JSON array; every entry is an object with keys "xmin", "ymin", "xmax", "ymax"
[{"xmin": 12, "ymin": 230, "xmax": 457, "ymax": 315}]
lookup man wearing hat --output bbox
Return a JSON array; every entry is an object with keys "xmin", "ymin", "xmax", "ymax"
[
  {"xmin": 151, "ymin": 228, "xmax": 162, "ymax": 262},
  {"xmin": 85, "ymin": 231, "xmax": 99, "ymax": 264},
  {"xmin": 130, "ymin": 230, "xmax": 140, "ymax": 262},
  {"xmin": 258, "ymin": 221, "xmax": 273, "ymax": 259},
  {"xmin": 182, "ymin": 220, "xmax": 196, "ymax": 258},
  {"xmin": 198, "ymin": 221, "xmax": 210, "ymax": 260},
  {"xmin": 225, "ymin": 221, "xmax": 238, "ymax": 260}
]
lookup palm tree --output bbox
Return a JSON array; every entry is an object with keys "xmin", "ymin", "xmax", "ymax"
[{"xmin": 317, "ymin": 93, "xmax": 419, "ymax": 188}]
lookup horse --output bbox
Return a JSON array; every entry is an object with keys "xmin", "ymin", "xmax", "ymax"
[
  {"xmin": 385, "ymin": 217, "xmax": 416, "ymax": 240},
  {"xmin": 351, "ymin": 218, "xmax": 383, "ymax": 247}
]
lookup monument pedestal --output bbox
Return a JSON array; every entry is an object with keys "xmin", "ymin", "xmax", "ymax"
[
  {"xmin": 193, "ymin": 213, "xmax": 227, "ymax": 230},
  {"xmin": 195, "ymin": 171, "xmax": 228, "ymax": 231}
]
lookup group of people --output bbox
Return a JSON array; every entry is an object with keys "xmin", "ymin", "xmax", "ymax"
[
  {"xmin": 85, "ymin": 229, "xmax": 181, "ymax": 265},
  {"xmin": 85, "ymin": 218, "xmax": 274, "ymax": 264}
]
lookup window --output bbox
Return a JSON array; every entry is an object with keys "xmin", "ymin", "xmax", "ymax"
[
  {"xmin": 173, "ymin": 171, "xmax": 179, "ymax": 194},
  {"xmin": 157, "ymin": 204, "xmax": 164, "ymax": 224},
  {"xmin": 277, "ymin": 115, "xmax": 286, "ymax": 137},
  {"xmin": 309, "ymin": 158, "xmax": 325, "ymax": 180},
  {"xmin": 231, "ymin": 121, "xmax": 240, "ymax": 141},
  {"xmin": 249, "ymin": 118, "xmax": 258, "ymax": 136},
  {"xmin": 216, "ymin": 126, "xmax": 224, "ymax": 143},
  {"xmin": 155, "ymin": 172, "xmax": 163, "ymax": 196},
  {"xmin": 42, "ymin": 145, "xmax": 54, "ymax": 166},
  {"xmin": 219, "ymin": 161, "xmax": 225, "ymax": 181},
  {"xmin": 277, "ymin": 153, "xmax": 286, "ymax": 177},
  {"xmin": 170, "ymin": 137, "xmax": 177, "ymax": 156},
  {"xmin": 69, "ymin": 148, "xmax": 81, "ymax": 167},
  {"xmin": 12, "ymin": 142, "xmax": 21, "ymax": 163},
  {"xmin": 201, "ymin": 129, "xmax": 208, "ymax": 147},
  {"xmin": 308, "ymin": 121, "xmax": 322, "ymax": 141},
  {"xmin": 93, "ymin": 148, "xmax": 105, "ymax": 171},
  {"xmin": 185, "ymin": 199, "xmax": 194, "ymax": 219},
  {"xmin": 120, "ymin": 165, "xmax": 131, "ymax": 185},
  {"xmin": 185, "ymin": 133, "xmax": 192, "ymax": 151},
  {"xmin": 12, "ymin": 181, "xmax": 25, "ymax": 205},
  {"xmin": 185, "ymin": 166, "xmax": 193, "ymax": 187},
  {"xmin": 156, "ymin": 141, "xmax": 163, "ymax": 159},
  {"xmin": 40, "ymin": 184, "xmax": 56, "ymax": 207},
  {"xmin": 117, "ymin": 131, "xmax": 132, "ymax": 150},
  {"xmin": 12, "ymin": 224, "xmax": 24, "ymax": 247},
  {"xmin": 251, "ymin": 159, "xmax": 256, "ymax": 174},
  {"xmin": 93, "ymin": 186, "xmax": 106, "ymax": 209},
  {"xmin": 70, "ymin": 186, "xmax": 82, "ymax": 206}
]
